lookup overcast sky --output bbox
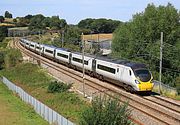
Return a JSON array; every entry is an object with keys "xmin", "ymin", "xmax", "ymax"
[{"xmin": 0, "ymin": 0, "xmax": 179, "ymax": 24}]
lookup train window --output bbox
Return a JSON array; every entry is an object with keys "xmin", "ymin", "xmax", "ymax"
[
  {"xmin": 129, "ymin": 70, "xmax": 132, "ymax": 76},
  {"xmin": 97, "ymin": 64, "xmax": 115, "ymax": 74},
  {"xmin": 72, "ymin": 57, "xmax": 88, "ymax": 65},
  {"xmin": 30, "ymin": 44, "xmax": 34, "ymax": 47},
  {"xmin": 45, "ymin": 49, "xmax": 53, "ymax": 54},
  {"xmin": 36, "ymin": 46, "xmax": 42, "ymax": 50},
  {"xmin": 57, "ymin": 53, "xmax": 68, "ymax": 59},
  {"xmin": 117, "ymin": 68, "xmax": 119, "ymax": 72}
]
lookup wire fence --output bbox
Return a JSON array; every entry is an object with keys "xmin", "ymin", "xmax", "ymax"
[
  {"xmin": 1, "ymin": 76, "xmax": 75, "ymax": 125},
  {"xmin": 153, "ymin": 80, "xmax": 178, "ymax": 95}
]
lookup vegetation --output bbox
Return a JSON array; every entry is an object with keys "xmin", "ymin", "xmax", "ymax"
[
  {"xmin": 0, "ymin": 16, "xmax": 5, "ymax": 23},
  {"xmin": 0, "ymin": 37, "xmax": 11, "ymax": 49},
  {"xmin": 4, "ymin": 11, "xmax": 13, "ymax": 18},
  {"xmin": 0, "ymin": 26, "xmax": 8, "ymax": 42},
  {"xmin": 112, "ymin": 3, "xmax": 180, "ymax": 94},
  {"xmin": 47, "ymin": 81, "xmax": 72, "ymax": 93},
  {"xmin": 0, "ymin": 83, "xmax": 49, "ymax": 125},
  {"xmin": 78, "ymin": 18, "xmax": 122, "ymax": 33},
  {"xmin": 4, "ymin": 48, "xmax": 22, "ymax": 69},
  {"xmin": 80, "ymin": 96, "xmax": 131, "ymax": 125},
  {"xmin": 0, "ymin": 63, "xmax": 88, "ymax": 123}
]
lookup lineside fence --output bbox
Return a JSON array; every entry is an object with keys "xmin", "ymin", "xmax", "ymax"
[
  {"xmin": 153, "ymin": 80, "xmax": 178, "ymax": 95},
  {"xmin": 1, "ymin": 77, "xmax": 75, "ymax": 125}
]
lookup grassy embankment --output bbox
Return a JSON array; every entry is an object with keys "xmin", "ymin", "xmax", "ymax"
[
  {"xmin": 0, "ymin": 82, "xmax": 49, "ymax": 125},
  {"xmin": 153, "ymin": 86, "xmax": 180, "ymax": 100},
  {"xmin": 0, "ymin": 63, "xmax": 89, "ymax": 123},
  {"xmin": 0, "ymin": 37, "xmax": 11, "ymax": 49}
]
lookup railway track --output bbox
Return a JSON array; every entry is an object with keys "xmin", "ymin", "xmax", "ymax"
[
  {"xmin": 143, "ymin": 95, "xmax": 180, "ymax": 114},
  {"xmin": 14, "ymin": 39, "xmax": 180, "ymax": 125}
]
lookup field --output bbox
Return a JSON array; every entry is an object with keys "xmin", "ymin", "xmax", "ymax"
[
  {"xmin": 0, "ymin": 82, "xmax": 48, "ymax": 125},
  {"xmin": 0, "ymin": 23, "xmax": 15, "ymax": 27},
  {"xmin": 82, "ymin": 33, "xmax": 113, "ymax": 41}
]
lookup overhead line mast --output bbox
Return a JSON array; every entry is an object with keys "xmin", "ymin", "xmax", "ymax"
[{"xmin": 159, "ymin": 32, "xmax": 163, "ymax": 94}]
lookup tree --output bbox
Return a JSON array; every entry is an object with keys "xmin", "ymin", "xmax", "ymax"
[
  {"xmin": 24, "ymin": 14, "xmax": 33, "ymax": 20},
  {"xmin": 29, "ymin": 14, "xmax": 46, "ymax": 30},
  {"xmin": 0, "ymin": 16, "xmax": 5, "ymax": 23},
  {"xmin": 4, "ymin": 11, "xmax": 12, "ymax": 18},
  {"xmin": 42, "ymin": 17, "xmax": 51, "ymax": 27},
  {"xmin": 60, "ymin": 19, "xmax": 67, "ymax": 29},
  {"xmin": 50, "ymin": 16, "xmax": 67, "ymax": 30},
  {"xmin": 78, "ymin": 18, "xmax": 121, "ymax": 33},
  {"xmin": 112, "ymin": 3, "xmax": 180, "ymax": 87},
  {"xmin": 78, "ymin": 18, "xmax": 95, "ymax": 29},
  {"xmin": 80, "ymin": 96, "xmax": 131, "ymax": 125},
  {"xmin": 16, "ymin": 17, "xmax": 29, "ymax": 26},
  {"xmin": 65, "ymin": 25, "xmax": 81, "ymax": 43},
  {"xmin": 0, "ymin": 51, "xmax": 5, "ymax": 70},
  {"xmin": 0, "ymin": 26, "xmax": 8, "ymax": 42}
]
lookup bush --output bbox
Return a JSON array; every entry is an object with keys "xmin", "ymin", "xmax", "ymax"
[
  {"xmin": 4, "ymin": 49, "xmax": 22, "ymax": 69},
  {"xmin": 0, "ymin": 51, "xmax": 5, "ymax": 69},
  {"xmin": 47, "ymin": 81, "xmax": 71, "ymax": 93},
  {"xmin": 80, "ymin": 96, "xmax": 131, "ymax": 125}
]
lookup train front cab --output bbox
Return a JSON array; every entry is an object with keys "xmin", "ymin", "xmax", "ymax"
[{"xmin": 134, "ymin": 68, "xmax": 154, "ymax": 92}]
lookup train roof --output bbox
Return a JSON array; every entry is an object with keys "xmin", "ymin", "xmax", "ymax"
[
  {"xmin": 124, "ymin": 63, "xmax": 147, "ymax": 70},
  {"xmin": 56, "ymin": 47, "xmax": 71, "ymax": 52},
  {"xmin": 87, "ymin": 54, "xmax": 147, "ymax": 69},
  {"xmin": 42, "ymin": 44, "xmax": 57, "ymax": 49}
]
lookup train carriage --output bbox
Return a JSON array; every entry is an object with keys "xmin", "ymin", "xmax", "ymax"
[
  {"xmin": 35, "ymin": 43, "xmax": 44, "ymax": 55},
  {"xmin": 24, "ymin": 39, "xmax": 30, "ymax": 49},
  {"xmin": 55, "ymin": 48, "xmax": 71, "ymax": 65},
  {"xmin": 29, "ymin": 41, "xmax": 36, "ymax": 51},
  {"xmin": 43, "ymin": 45, "xmax": 56, "ymax": 59},
  {"xmin": 71, "ymin": 52, "xmax": 93, "ymax": 73}
]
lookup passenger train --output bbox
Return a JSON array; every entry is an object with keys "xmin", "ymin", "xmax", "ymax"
[{"xmin": 20, "ymin": 38, "xmax": 154, "ymax": 93}]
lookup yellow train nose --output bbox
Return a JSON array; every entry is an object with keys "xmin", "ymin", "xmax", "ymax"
[{"xmin": 138, "ymin": 82, "xmax": 153, "ymax": 91}]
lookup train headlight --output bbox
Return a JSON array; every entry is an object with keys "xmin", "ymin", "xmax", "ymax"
[{"xmin": 135, "ymin": 80, "xmax": 140, "ymax": 84}]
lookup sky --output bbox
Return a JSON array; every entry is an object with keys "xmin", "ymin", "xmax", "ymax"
[{"xmin": 0, "ymin": 0, "xmax": 179, "ymax": 24}]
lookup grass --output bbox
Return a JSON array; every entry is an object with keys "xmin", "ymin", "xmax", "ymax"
[
  {"xmin": 0, "ymin": 63, "xmax": 89, "ymax": 123},
  {"xmin": 0, "ymin": 82, "xmax": 49, "ymax": 125},
  {"xmin": 0, "ymin": 37, "xmax": 11, "ymax": 49},
  {"xmin": 175, "ymin": 96, "xmax": 180, "ymax": 100},
  {"xmin": 153, "ymin": 85, "xmax": 180, "ymax": 100}
]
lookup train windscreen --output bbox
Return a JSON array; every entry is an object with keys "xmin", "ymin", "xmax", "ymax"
[{"xmin": 135, "ymin": 69, "xmax": 151, "ymax": 82}]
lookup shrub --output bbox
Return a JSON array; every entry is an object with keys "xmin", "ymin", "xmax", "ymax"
[
  {"xmin": 80, "ymin": 96, "xmax": 131, "ymax": 125},
  {"xmin": 0, "ymin": 51, "xmax": 5, "ymax": 69},
  {"xmin": 47, "ymin": 81, "xmax": 71, "ymax": 93}
]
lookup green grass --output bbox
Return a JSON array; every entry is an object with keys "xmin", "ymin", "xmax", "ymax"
[
  {"xmin": 0, "ymin": 37, "xmax": 11, "ymax": 49},
  {"xmin": 0, "ymin": 82, "xmax": 49, "ymax": 125},
  {"xmin": 153, "ymin": 85, "xmax": 180, "ymax": 100},
  {"xmin": 0, "ymin": 63, "xmax": 89, "ymax": 123},
  {"xmin": 175, "ymin": 96, "xmax": 180, "ymax": 100}
]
